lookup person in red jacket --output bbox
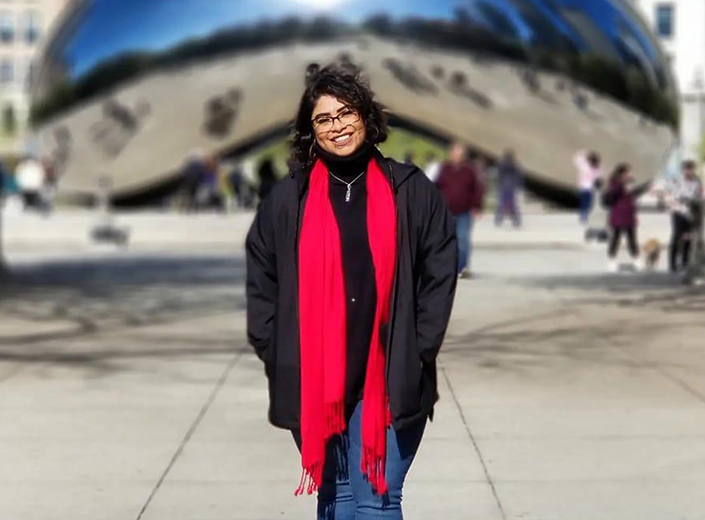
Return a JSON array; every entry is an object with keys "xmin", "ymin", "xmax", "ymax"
[{"xmin": 436, "ymin": 142, "xmax": 484, "ymax": 278}]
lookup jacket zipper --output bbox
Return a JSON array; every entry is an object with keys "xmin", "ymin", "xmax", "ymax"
[{"xmin": 385, "ymin": 162, "xmax": 401, "ymax": 388}]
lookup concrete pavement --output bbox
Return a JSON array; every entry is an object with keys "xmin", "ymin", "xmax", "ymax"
[{"xmin": 1, "ymin": 211, "xmax": 705, "ymax": 520}]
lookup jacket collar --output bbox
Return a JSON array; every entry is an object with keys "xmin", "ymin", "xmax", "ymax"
[{"xmin": 291, "ymin": 147, "xmax": 419, "ymax": 199}]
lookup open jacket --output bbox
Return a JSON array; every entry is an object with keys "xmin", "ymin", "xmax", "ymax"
[
  {"xmin": 606, "ymin": 180, "xmax": 650, "ymax": 228},
  {"xmin": 246, "ymin": 149, "xmax": 458, "ymax": 431}
]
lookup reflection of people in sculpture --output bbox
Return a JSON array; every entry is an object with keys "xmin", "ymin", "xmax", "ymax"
[{"xmin": 246, "ymin": 63, "xmax": 457, "ymax": 519}]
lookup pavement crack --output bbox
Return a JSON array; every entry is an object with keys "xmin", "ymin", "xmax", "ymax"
[
  {"xmin": 134, "ymin": 350, "xmax": 244, "ymax": 520},
  {"xmin": 439, "ymin": 358, "xmax": 508, "ymax": 520}
]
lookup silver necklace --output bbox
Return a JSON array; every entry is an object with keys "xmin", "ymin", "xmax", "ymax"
[{"xmin": 329, "ymin": 171, "xmax": 365, "ymax": 202}]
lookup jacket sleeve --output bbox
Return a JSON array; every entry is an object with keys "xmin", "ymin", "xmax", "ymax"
[
  {"xmin": 416, "ymin": 178, "xmax": 458, "ymax": 365},
  {"xmin": 629, "ymin": 181, "xmax": 652, "ymax": 199},
  {"xmin": 245, "ymin": 197, "xmax": 278, "ymax": 362}
]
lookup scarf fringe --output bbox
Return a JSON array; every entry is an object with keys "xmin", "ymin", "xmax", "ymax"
[
  {"xmin": 361, "ymin": 445, "xmax": 388, "ymax": 495},
  {"xmin": 295, "ymin": 462, "xmax": 322, "ymax": 496}
]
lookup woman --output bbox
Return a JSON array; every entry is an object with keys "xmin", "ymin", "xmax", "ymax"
[
  {"xmin": 246, "ymin": 63, "xmax": 457, "ymax": 519},
  {"xmin": 604, "ymin": 164, "xmax": 647, "ymax": 272}
]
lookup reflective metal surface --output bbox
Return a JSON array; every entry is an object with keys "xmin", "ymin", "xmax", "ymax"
[{"xmin": 32, "ymin": 0, "xmax": 678, "ymax": 205}]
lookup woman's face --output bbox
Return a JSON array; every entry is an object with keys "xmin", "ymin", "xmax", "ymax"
[{"xmin": 311, "ymin": 95, "xmax": 366, "ymax": 157}]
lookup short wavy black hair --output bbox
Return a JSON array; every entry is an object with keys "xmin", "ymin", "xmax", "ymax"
[{"xmin": 291, "ymin": 62, "xmax": 388, "ymax": 166}]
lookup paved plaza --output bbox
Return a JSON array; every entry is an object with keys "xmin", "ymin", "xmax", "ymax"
[{"xmin": 1, "ymin": 210, "xmax": 705, "ymax": 520}]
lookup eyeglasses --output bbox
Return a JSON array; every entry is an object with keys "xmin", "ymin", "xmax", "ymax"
[{"xmin": 311, "ymin": 107, "xmax": 360, "ymax": 132}]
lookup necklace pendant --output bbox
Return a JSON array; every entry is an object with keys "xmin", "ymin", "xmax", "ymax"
[{"xmin": 345, "ymin": 186, "xmax": 351, "ymax": 202}]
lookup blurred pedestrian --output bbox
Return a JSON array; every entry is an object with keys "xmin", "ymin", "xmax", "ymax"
[
  {"xmin": 256, "ymin": 157, "xmax": 278, "ymax": 203},
  {"xmin": 495, "ymin": 149, "xmax": 522, "ymax": 228},
  {"xmin": 436, "ymin": 142, "xmax": 483, "ymax": 278},
  {"xmin": 180, "ymin": 152, "xmax": 206, "ymax": 212},
  {"xmin": 667, "ymin": 160, "xmax": 703, "ymax": 273},
  {"xmin": 227, "ymin": 162, "xmax": 254, "ymax": 209},
  {"xmin": 574, "ymin": 150, "xmax": 603, "ymax": 224},
  {"xmin": 198, "ymin": 154, "xmax": 224, "ymax": 212},
  {"xmin": 603, "ymin": 163, "xmax": 648, "ymax": 272},
  {"xmin": 585, "ymin": 177, "xmax": 609, "ymax": 242},
  {"xmin": 246, "ymin": 63, "xmax": 456, "ymax": 518}
]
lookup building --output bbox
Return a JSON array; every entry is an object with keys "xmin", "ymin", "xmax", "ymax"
[
  {"xmin": 631, "ymin": 0, "xmax": 705, "ymax": 162},
  {"xmin": 0, "ymin": 0, "xmax": 72, "ymax": 154}
]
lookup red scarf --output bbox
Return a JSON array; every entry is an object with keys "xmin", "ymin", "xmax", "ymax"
[{"xmin": 296, "ymin": 156, "xmax": 397, "ymax": 496}]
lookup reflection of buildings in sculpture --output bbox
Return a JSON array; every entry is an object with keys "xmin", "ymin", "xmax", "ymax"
[
  {"xmin": 0, "ymin": 0, "xmax": 74, "ymax": 153},
  {"xmin": 559, "ymin": 8, "xmax": 621, "ymax": 61},
  {"xmin": 632, "ymin": 0, "xmax": 705, "ymax": 160},
  {"xmin": 30, "ymin": 0, "xmax": 679, "ymax": 206},
  {"xmin": 560, "ymin": 5, "xmax": 665, "ymax": 89}
]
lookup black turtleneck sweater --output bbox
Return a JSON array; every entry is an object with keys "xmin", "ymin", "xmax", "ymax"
[{"xmin": 315, "ymin": 143, "xmax": 376, "ymax": 408}]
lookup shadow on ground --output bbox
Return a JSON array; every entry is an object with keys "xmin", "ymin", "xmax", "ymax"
[
  {"xmin": 442, "ymin": 307, "xmax": 701, "ymax": 374},
  {"xmin": 0, "ymin": 255, "xmax": 246, "ymax": 346},
  {"xmin": 443, "ymin": 272, "xmax": 705, "ymax": 373},
  {"xmin": 519, "ymin": 272, "xmax": 705, "ymax": 313}
]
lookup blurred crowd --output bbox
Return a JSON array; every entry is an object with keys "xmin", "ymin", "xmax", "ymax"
[
  {"xmin": 173, "ymin": 151, "xmax": 279, "ymax": 213},
  {"xmin": 2, "ymin": 138, "xmax": 703, "ymax": 281},
  {"xmin": 430, "ymin": 141, "xmax": 525, "ymax": 279},
  {"xmin": 413, "ymin": 140, "xmax": 704, "ymax": 280},
  {"xmin": 572, "ymin": 149, "xmax": 703, "ymax": 275}
]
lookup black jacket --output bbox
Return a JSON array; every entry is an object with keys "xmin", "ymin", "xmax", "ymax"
[{"xmin": 246, "ymin": 149, "xmax": 458, "ymax": 431}]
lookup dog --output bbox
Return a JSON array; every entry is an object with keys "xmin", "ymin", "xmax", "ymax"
[{"xmin": 642, "ymin": 238, "xmax": 662, "ymax": 271}]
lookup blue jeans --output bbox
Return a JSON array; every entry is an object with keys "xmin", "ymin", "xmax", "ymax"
[
  {"xmin": 455, "ymin": 212, "xmax": 474, "ymax": 273},
  {"xmin": 578, "ymin": 189, "xmax": 593, "ymax": 223},
  {"xmin": 293, "ymin": 401, "xmax": 426, "ymax": 520}
]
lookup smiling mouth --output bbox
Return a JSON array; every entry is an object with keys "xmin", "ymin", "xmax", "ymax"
[{"xmin": 330, "ymin": 133, "xmax": 353, "ymax": 145}]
